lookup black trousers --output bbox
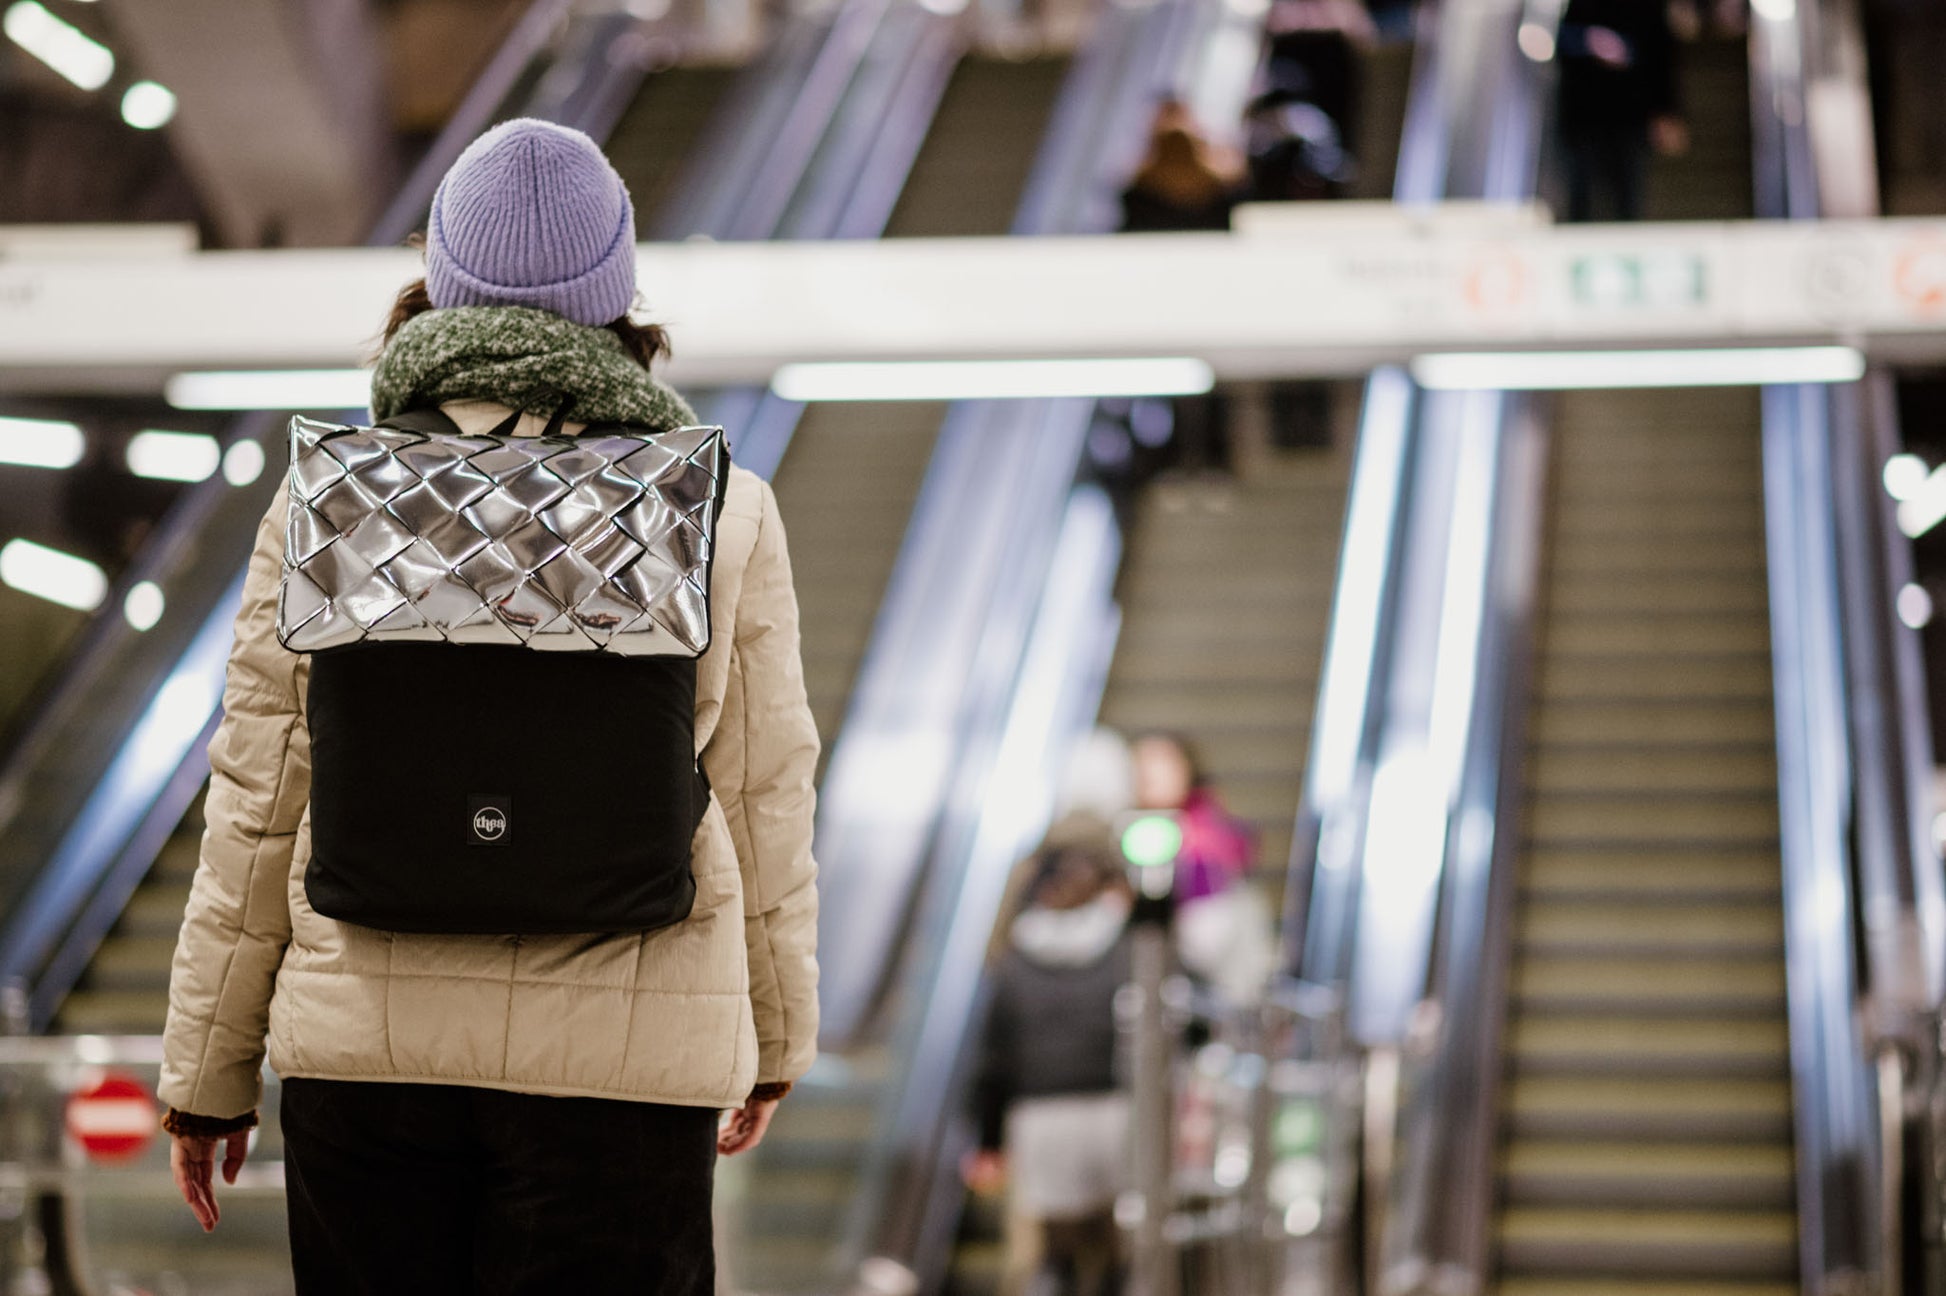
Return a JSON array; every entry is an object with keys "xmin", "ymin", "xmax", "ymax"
[{"xmin": 280, "ymin": 1078, "xmax": 717, "ymax": 1295}]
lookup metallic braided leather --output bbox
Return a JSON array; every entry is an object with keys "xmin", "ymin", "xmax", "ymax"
[{"xmin": 276, "ymin": 415, "xmax": 726, "ymax": 657}]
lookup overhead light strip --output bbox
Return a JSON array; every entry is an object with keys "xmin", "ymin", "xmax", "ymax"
[
  {"xmin": 0, "ymin": 538, "xmax": 106, "ymax": 612},
  {"xmin": 770, "ymin": 357, "xmax": 1216, "ymax": 403},
  {"xmin": 126, "ymin": 429, "xmax": 220, "ymax": 482},
  {"xmin": 165, "ymin": 369, "xmax": 372, "ymax": 412},
  {"xmin": 0, "ymin": 416, "xmax": 85, "ymax": 469},
  {"xmin": 1411, "ymin": 346, "xmax": 1866, "ymax": 391},
  {"xmin": 3, "ymin": 1, "xmax": 113, "ymax": 91}
]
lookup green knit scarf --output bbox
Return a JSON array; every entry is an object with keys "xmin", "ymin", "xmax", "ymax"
[{"xmin": 370, "ymin": 305, "xmax": 698, "ymax": 431}]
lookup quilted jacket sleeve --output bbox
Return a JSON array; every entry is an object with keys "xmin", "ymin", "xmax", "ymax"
[
  {"xmin": 158, "ymin": 493, "xmax": 308, "ymax": 1121},
  {"xmin": 719, "ymin": 480, "xmax": 821, "ymax": 1086}
]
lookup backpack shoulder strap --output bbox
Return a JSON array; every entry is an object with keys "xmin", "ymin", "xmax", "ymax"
[{"xmin": 376, "ymin": 407, "xmax": 468, "ymax": 438}]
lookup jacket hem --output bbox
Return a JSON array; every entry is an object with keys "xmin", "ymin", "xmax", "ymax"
[{"xmin": 269, "ymin": 1067, "xmax": 749, "ymax": 1110}]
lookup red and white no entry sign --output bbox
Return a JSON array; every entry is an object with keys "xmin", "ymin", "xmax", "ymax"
[{"xmin": 65, "ymin": 1070, "xmax": 158, "ymax": 1163}]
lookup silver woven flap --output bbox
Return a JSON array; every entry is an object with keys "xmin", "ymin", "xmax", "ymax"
[{"xmin": 276, "ymin": 415, "xmax": 727, "ymax": 657}]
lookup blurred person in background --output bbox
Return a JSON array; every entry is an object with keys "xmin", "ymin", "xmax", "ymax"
[
  {"xmin": 156, "ymin": 119, "xmax": 821, "ymax": 1295},
  {"xmin": 1119, "ymin": 97, "xmax": 1247, "ymax": 232},
  {"xmin": 967, "ymin": 831, "xmax": 1136, "ymax": 1296},
  {"xmin": 1131, "ymin": 731, "xmax": 1274, "ymax": 1004},
  {"xmin": 1119, "ymin": 101, "xmax": 1245, "ymax": 478},
  {"xmin": 1556, "ymin": 0, "xmax": 1689, "ymax": 221},
  {"xmin": 1244, "ymin": 88, "xmax": 1358, "ymax": 202}
]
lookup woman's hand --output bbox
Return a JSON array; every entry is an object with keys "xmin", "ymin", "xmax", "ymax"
[
  {"xmin": 170, "ymin": 1129, "xmax": 251, "ymax": 1232},
  {"xmin": 718, "ymin": 1095, "xmax": 782, "ymax": 1156}
]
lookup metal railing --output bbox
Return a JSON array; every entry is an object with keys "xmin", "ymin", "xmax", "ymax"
[
  {"xmin": 0, "ymin": 1034, "xmax": 292, "ymax": 1296},
  {"xmin": 1750, "ymin": 0, "xmax": 1946, "ymax": 1288},
  {"xmin": 1278, "ymin": 2, "xmax": 1554, "ymax": 1290}
]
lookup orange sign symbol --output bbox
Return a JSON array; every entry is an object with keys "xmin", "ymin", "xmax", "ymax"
[
  {"xmin": 1463, "ymin": 251, "xmax": 1529, "ymax": 315},
  {"xmin": 1894, "ymin": 232, "xmax": 1946, "ymax": 315}
]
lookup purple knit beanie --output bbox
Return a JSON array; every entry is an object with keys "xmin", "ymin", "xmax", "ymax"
[{"xmin": 425, "ymin": 118, "xmax": 636, "ymax": 327}]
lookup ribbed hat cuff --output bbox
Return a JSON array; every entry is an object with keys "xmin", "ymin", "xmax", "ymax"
[{"xmin": 425, "ymin": 197, "xmax": 637, "ymax": 328}]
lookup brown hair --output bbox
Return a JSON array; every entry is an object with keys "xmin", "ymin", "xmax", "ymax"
[{"xmin": 378, "ymin": 277, "xmax": 673, "ymax": 370}]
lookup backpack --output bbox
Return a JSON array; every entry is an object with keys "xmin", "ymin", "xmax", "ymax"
[{"xmin": 274, "ymin": 406, "xmax": 729, "ymax": 935}]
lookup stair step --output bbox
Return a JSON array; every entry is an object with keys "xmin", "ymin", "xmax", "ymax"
[
  {"xmin": 1517, "ymin": 901, "xmax": 1781, "ymax": 955},
  {"xmin": 1505, "ymin": 1076, "xmax": 1792, "ymax": 1143},
  {"xmin": 1527, "ymin": 747, "xmax": 1776, "ymax": 794},
  {"xmin": 1525, "ymin": 797, "xmax": 1779, "ymax": 843},
  {"xmin": 1520, "ymin": 848, "xmax": 1779, "ymax": 901},
  {"xmin": 1535, "ymin": 655, "xmax": 1772, "ymax": 701},
  {"xmin": 1501, "ymin": 1140, "xmax": 1794, "ymax": 1210},
  {"xmin": 1507, "ymin": 1017, "xmax": 1789, "ymax": 1078},
  {"xmin": 1512, "ymin": 957, "xmax": 1784, "ymax": 1015},
  {"xmin": 1541, "ymin": 615, "xmax": 1768, "ymax": 655},
  {"xmin": 1497, "ymin": 1207, "xmax": 1796, "ymax": 1279},
  {"xmin": 1532, "ymin": 701, "xmax": 1772, "ymax": 744},
  {"xmin": 1496, "ymin": 1282, "xmax": 1792, "ymax": 1296},
  {"xmin": 56, "ymin": 988, "xmax": 170, "ymax": 1034},
  {"xmin": 82, "ymin": 935, "xmax": 179, "ymax": 990}
]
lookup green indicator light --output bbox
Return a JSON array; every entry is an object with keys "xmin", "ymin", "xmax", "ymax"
[
  {"xmin": 1121, "ymin": 814, "xmax": 1182, "ymax": 868},
  {"xmin": 1274, "ymin": 1099, "xmax": 1323, "ymax": 1157}
]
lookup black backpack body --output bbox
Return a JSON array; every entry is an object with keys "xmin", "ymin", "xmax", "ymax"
[{"xmin": 284, "ymin": 406, "xmax": 727, "ymax": 936}]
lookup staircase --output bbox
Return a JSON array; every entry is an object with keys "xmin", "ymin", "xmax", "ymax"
[{"xmin": 1492, "ymin": 386, "xmax": 1796, "ymax": 1293}]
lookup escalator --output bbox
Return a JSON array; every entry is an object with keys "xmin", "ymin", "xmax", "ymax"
[
  {"xmin": 1492, "ymin": 35, "xmax": 1792, "ymax": 1291},
  {"xmin": 1494, "ymin": 385, "xmax": 1795, "ymax": 1290},
  {"xmin": 712, "ymin": 57, "xmax": 1071, "ymax": 1296}
]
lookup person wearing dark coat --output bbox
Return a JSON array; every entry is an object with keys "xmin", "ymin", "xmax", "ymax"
[
  {"xmin": 967, "ymin": 837, "xmax": 1134, "ymax": 1296},
  {"xmin": 1555, "ymin": 0, "xmax": 1689, "ymax": 221}
]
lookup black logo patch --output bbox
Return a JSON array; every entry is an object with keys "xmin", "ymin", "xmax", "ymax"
[{"xmin": 468, "ymin": 794, "xmax": 511, "ymax": 846}]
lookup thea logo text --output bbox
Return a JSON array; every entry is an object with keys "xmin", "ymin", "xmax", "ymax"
[{"xmin": 473, "ymin": 808, "xmax": 507, "ymax": 840}]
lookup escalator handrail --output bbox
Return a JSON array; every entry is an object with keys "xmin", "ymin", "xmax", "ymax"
[
  {"xmin": 1750, "ymin": 0, "xmax": 1943, "ymax": 1284},
  {"xmin": 1283, "ymin": 0, "xmax": 1559, "ymax": 1284}
]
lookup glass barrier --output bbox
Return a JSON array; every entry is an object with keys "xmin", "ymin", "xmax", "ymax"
[
  {"xmin": 0, "ymin": 1036, "xmax": 290, "ymax": 1296},
  {"xmin": 1123, "ymin": 981, "xmax": 1357, "ymax": 1296}
]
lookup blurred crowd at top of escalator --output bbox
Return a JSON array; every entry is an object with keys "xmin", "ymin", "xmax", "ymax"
[
  {"xmin": 1119, "ymin": 0, "xmax": 1376, "ymax": 233},
  {"xmin": 1120, "ymin": 0, "xmax": 1759, "ymax": 231}
]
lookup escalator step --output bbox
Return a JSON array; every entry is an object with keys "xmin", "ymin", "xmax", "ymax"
[
  {"xmin": 1498, "ymin": 1207, "xmax": 1794, "ymax": 1278},
  {"xmin": 1501, "ymin": 1141, "xmax": 1793, "ymax": 1210},
  {"xmin": 1497, "ymin": 1282, "xmax": 1792, "ymax": 1296},
  {"xmin": 1524, "ymin": 799, "xmax": 1781, "ymax": 843},
  {"xmin": 1507, "ymin": 1016, "xmax": 1788, "ymax": 1079},
  {"xmin": 1527, "ymin": 748, "xmax": 1776, "ymax": 795},
  {"xmin": 1506, "ymin": 1076, "xmax": 1792, "ymax": 1144},
  {"xmin": 1515, "ymin": 901, "xmax": 1782, "ymax": 955},
  {"xmin": 1513, "ymin": 957, "xmax": 1784, "ymax": 1017},
  {"xmin": 1530, "ymin": 700, "xmax": 1773, "ymax": 744}
]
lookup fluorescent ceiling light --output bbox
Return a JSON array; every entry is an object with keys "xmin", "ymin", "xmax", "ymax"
[
  {"xmin": 165, "ymin": 369, "xmax": 371, "ymax": 411},
  {"xmin": 120, "ymin": 80, "xmax": 176, "ymax": 130},
  {"xmin": 3, "ymin": 2, "xmax": 113, "ymax": 91},
  {"xmin": 771, "ymin": 358, "xmax": 1215, "ymax": 403},
  {"xmin": 1517, "ymin": 21, "xmax": 1556, "ymax": 62},
  {"xmin": 0, "ymin": 538, "xmax": 106, "ymax": 612},
  {"xmin": 1898, "ymin": 583, "xmax": 1933, "ymax": 630},
  {"xmin": 127, "ymin": 429, "xmax": 219, "ymax": 482},
  {"xmin": 1898, "ymin": 468, "xmax": 1946, "ymax": 538},
  {"xmin": 123, "ymin": 580, "xmax": 164, "ymax": 631},
  {"xmin": 1411, "ymin": 346, "xmax": 1865, "ymax": 391},
  {"xmin": 1885, "ymin": 453, "xmax": 1930, "ymax": 502},
  {"xmin": 0, "ymin": 416, "xmax": 85, "ymax": 469},
  {"xmin": 222, "ymin": 439, "xmax": 266, "ymax": 487}
]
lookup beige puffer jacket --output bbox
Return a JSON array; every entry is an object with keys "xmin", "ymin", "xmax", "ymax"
[{"xmin": 159, "ymin": 400, "xmax": 820, "ymax": 1122}]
